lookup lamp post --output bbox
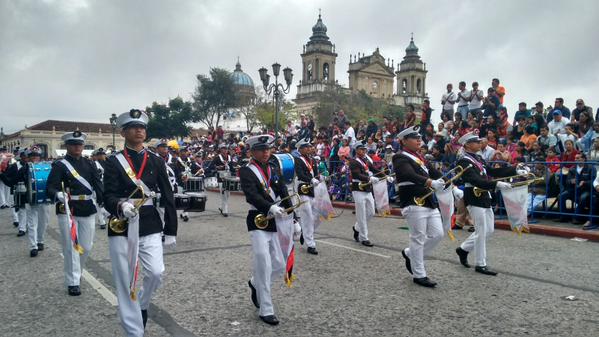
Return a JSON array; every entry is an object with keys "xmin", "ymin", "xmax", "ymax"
[
  {"xmin": 109, "ymin": 113, "xmax": 117, "ymax": 148},
  {"xmin": 258, "ymin": 63, "xmax": 293, "ymax": 139}
]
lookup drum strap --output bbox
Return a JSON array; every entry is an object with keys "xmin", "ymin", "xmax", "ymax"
[
  {"xmin": 115, "ymin": 153, "xmax": 154, "ymax": 197},
  {"xmin": 59, "ymin": 159, "xmax": 93, "ymax": 193}
]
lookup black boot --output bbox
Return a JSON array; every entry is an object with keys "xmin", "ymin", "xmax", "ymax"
[
  {"xmin": 456, "ymin": 247, "xmax": 470, "ymax": 268},
  {"xmin": 307, "ymin": 247, "xmax": 318, "ymax": 255},
  {"xmin": 475, "ymin": 266, "xmax": 498, "ymax": 276},
  {"xmin": 401, "ymin": 249, "xmax": 412, "ymax": 274},
  {"xmin": 413, "ymin": 277, "xmax": 437, "ymax": 288},
  {"xmin": 248, "ymin": 280, "xmax": 259, "ymax": 308},
  {"xmin": 67, "ymin": 285, "xmax": 81, "ymax": 296},
  {"xmin": 352, "ymin": 227, "xmax": 359, "ymax": 242},
  {"xmin": 260, "ymin": 315, "xmax": 279, "ymax": 325},
  {"xmin": 141, "ymin": 309, "xmax": 148, "ymax": 328}
]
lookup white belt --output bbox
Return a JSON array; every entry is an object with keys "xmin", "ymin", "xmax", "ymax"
[
  {"xmin": 396, "ymin": 182, "xmax": 415, "ymax": 187},
  {"xmin": 351, "ymin": 179, "xmax": 365, "ymax": 183},
  {"xmin": 464, "ymin": 183, "xmax": 475, "ymax": 188},
  {"xmin": 70, "ymin": 194, "xmax": 93, "ymax": 201},
  {"xmin": 121, "ymin": 198, "xmax": 154, "ymax": 206}
]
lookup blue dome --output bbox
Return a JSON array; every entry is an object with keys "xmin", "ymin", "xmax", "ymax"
[{"xmin": 231, "ymin": 61, "xmax": 254, "ymax": 87}]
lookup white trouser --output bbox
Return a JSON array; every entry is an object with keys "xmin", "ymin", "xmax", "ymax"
[
  {"xmin": 297, "ymin": 195, "xmax": 318, "ymax": 248},
  {"xmin": 109, "ymin": 233, "xmax": 164, "ymax": 337},
  {"xmin": 219, "ymin": 183, "xmax": 230, "ymax": 214},
  {"xmin": 0, "ymin": 180, "xmax": 8, "ymax": 205},
  {"xmin": 460, "ymin": 206, "xmax": 494, "ymax": 267},
  {"xmin": 352, "ymin": 191, "xmax": 375, "ymax": 241},
  {"xmin": 250, "ymin": 230, "xmax": 285, "ymax": 317},
  {"xmin": 95, "ymin": 207, "xmax": 107, "ymax": 226},
  {"xmin": 403, "ymin": 205, "xmax": 444, "ymax": 278},
  {"xmin": 27, "ymin": 204, "xmax": 49, "ymax": 250},
  {"xmin": 177, "ymin": 209, "xmax": 188, "ymax": 218},
  {"xmin": 17, "ymin": 207, "xmax": 27, "ymax": 231},
  {"xmin": 12, "ymin": 206, "xmax": 18, "ymax": 223},
  {"xmin": 57, "ymin": 214, "xmax": 95, "ymax": 286}
]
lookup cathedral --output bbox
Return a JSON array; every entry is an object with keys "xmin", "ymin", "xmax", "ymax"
[{"xmin": 294, "ymin": 13, "xmax": 429, "ymax": 117}]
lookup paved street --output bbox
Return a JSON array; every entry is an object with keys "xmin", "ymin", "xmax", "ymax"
[{"xmin": 1, "ymin": 192, "xmax": 598, "ymax": 337}]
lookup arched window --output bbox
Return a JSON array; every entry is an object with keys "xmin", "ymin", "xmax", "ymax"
[
  {"xmin": 307, "ymin": 63, "xmax": 313, "ymax": 81},
  {"xmin": 323, "ymin": 63, "xmax": 329, "ymax": 81},
  {"xmin": 417, "ymin": 79, "xmax": 422, "ymax": 94},
  {"xmin": 401, "ymin": 79, "xmax": 407, "ymax": 94}
]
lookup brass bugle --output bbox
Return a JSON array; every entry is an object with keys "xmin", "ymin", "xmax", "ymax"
[
  {"xmin": 254, "ymin": 193, "xmax": 302, "ymax": 229},
  {"xmin": 300, "ymin": 184, "xmax": 312, "ymax": 194},
  {"xmin": 473, "ymin": 174, "xmax": 540, "ymax": 197},
  {"xmin": 413, "ymin": 164, "xmax": 472, "ymax": 206},
  {"xmin": 358, "ymin": 173, "xmax": 396, "ymax": 191},
  {"xmin": 109, "ymin": 185, "xmax": 147, "ymax": 234}
]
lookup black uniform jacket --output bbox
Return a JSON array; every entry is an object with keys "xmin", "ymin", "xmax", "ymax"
[
  {"xmin": 239, "ymin": 159, "xmax": 292, "ymax": 232},
  {"xmin": 457, "ymin": 152, "xmax": 517, "ymax": 208},
  {"xmin": 2, "ymin": 161, "xmax": 35, "ymax": 204},
  {"xmin": 103, "ymin": 147, "xmax": 177, "ymax": 237},
  {"xmin": 393, "ymin": 152, "xmax": 443, "ymax": 209},
  {"xmin": 209, "ymin": 153, "xmax": 233, "ymax": 182},
  {"xmin": 0, "ymin": 161, "xmax": 20, "ymax": 189},
  {"xmin": 349, "ymin": 155, "xmax": 380, "ymax": 192},
  {"xmin": 46, "ymin": 155, "xmax": 103, "ymax": 217},
  {"xmin": 294, "ymin": 155, "xmax": 317, "ymax": 197}
]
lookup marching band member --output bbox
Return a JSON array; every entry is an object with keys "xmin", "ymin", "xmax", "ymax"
[
  {"xmin": 393, "ymin": 126, "xmax": 446, "ymax": 288},
  {"xmin": 46, "ymin": 131, "xmax": 104, "ymax": 296},
  {"xmin": 210, "ymin": 144, "xmax": 232, "ymax": 217},
  {"xmin": 22, "ymin": 148, "xmax": 49, "ymax": 257},
  {"xmin": 454, "ymin": 131, "xmax": 522, "ymax": 276},
  {"xmin": 155, "ymin": 140, "xmax": 183, "ymax": 221},
  {"xmin": 103, "ymin": 109, "xmax": 177, "ymax": 336},
  {"xmin": 349, "ymin": 141, "xmax": 381, "ymax": 247},
  {"xmin": 93, "ymin": 148, "xmax": 108, "ymax": 229},
  {"xmin": 294, "ymin": 138, "xmax": 320, "ymax": 255},
  {"xmin": 0, "ymin": 147, "xmax": 11, "ymax": 209},
  {"xmin": 239, "ymin": 135, "xmax": 292, "ymax": 326},
  {"xmin": 0, "ymin": 149, "xmax": 28, "ymax": 235}
]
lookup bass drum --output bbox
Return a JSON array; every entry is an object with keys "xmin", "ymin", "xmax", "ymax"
[
  {"xmin": 273, "ymin": 153, "xmax": 295, "ymax": 185},
  {"xmin": 28, "ymin": 162, "xmax": 52, "ymax": 204}
]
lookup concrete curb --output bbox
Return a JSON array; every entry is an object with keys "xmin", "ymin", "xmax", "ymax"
[{"xmin": 205, "ymin": 188, "xmax": 599, "ymax": 242}]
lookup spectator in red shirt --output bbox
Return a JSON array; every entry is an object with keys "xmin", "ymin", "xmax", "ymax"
[{"xmin": 560, "ymin": 139, "xmax": 578, "ymax": 168}]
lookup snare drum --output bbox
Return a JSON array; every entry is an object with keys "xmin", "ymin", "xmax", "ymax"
[
  {"xmin": 184, "ymin": 176, "xmax": 205, "ymax": 192},
  {"xmin": 223, "ymin": 177, "xmax": 240, "ymax": 191},
  {"xmin": 29, "ymin": 162, "xmax": 52, "ymax": 204},
  {"xmin": 273, "ymin": 153, "xmax": 295, "ymax": 184},
  {"xmin": 217, "ymin": 170, "xmax": 231, "ymax": 179},
  {"xmin": 173, "ymin": 193, "xmax": 191, "ymax": 210},
  {"xmin": 185, "ymin": 192, "xmax": 206, "ymax": 212}
]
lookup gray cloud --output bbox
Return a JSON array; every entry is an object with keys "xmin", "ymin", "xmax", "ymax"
[{"xmin": 1, "ymin": 0, "xmax": 597, "ymax": 133}]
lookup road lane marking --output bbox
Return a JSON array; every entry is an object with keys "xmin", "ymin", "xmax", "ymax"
[
  {"xmin": 315, "ymin": 239, "xmax": 391, "ymax": 258},
  {"xmin": 82, "ymin": 269, "xmax": 118, "ymax": 306}
]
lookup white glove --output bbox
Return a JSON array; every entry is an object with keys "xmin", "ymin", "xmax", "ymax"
[
  {"xmin": 55, "ymin": 192, "xmax": 66, "ymax": 202},
  {"xmin": 319, "ymin": 175, "xmax": 326, "ymax": 183},
  {"xmin": 516, "ymin": 169, "xmax": 529, "ymax": 176},
  {"xmin": 452, "ymin": 186, "xmax": 464, "ymax": 199},
  {"xmin": 311, "ymin": 178, "xmax": 320, "ymax": 186},
  {"xmin": 293, "ymin": 220, "xmax": 302, "ymax": 241},
  {"xmin": 121, "ymin": 202, "xmax": 137, "ymax": 218},
  {"xmin": 496, "ymin": 181, "xmax": 512, "ymax": 190},
  {"xmin": 431, "ymin": 179, "xmax": 446, "ymax": 191},
  {"xmin": 386, "ymin": 176, "xmax": 395, "ymax": 183},
  {"xmin": 269, "ymin": 204, "xmax": 285, "ymax": 217},
  {"xmin": 163, "ymin": 235, "xmax": 176, "ymax": 249},
  {"xmin": 369, "ymin": 176, "xmax": 380, "ymax": 184}
]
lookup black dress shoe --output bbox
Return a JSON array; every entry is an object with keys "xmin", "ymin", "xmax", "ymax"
[
  {"xmin": 456, "ymin": 247, "xmax": 470, "ymax": 268},
  {"xmin": 259, "ymin": 315, "xmax": 279, "ymax": 325},
  {"xmin": 30, "ymin": 249, "xmax": 38, "ymax": 257},
  {"xmin": 141, "ymin": 309, "xmax": 148, "ymax": 328},
  {"xmin": 299, "ymin": 232, "xmax": 304, "ymax": 245},
  {"xmin": 307, "ymin": 247, "xmax": 318, "ymax": 255},
  {"xmin": 248, "ymin": 280, "xmax": 259, "ymax": 308},
  {"xmin": 413, "ymin": 277, "xmax": 437, "ymax": 288},
  {"xmin": 222, "ymin": 213, "xmax": 228, "ymax": 218},
  {"xmin": 13, "ymin": 222, "xmax": 19, "ymax": 227},
  {"xmin": 37, "ymin": 243, "xmax": 44, "ymax": 251},
  {"xmin": 67, "ymin": 285, "xmax": 81, "ymax": 296},
  {"xmin": 183, "ymin": 215, "xmax": 189, "ymax": 222},
  {"xmin": 361, "ymin": 240, "xmax": 373, "ymax": 247},
  {"xmin": 17, "ymin": 230, "xmax": 26, "ymax": 237},
  {"xmin": 401, "ymin": 249, "xmax": 413, "ymax": 274},
  {"xmin": 468, "ymin": 226, "xmax": 475, "ymax": 232},
  {"xmin": 352, "ymin": 227, "xmax": 359, "ymax": 242},
  {"xmin": 475, "ymin": 266, "xmax": 498, "ymax": 276}
]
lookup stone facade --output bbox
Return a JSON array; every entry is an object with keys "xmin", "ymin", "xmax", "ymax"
[{"xmin": 347, "ymin": 48, "xmax": 396, "ymax": 99}]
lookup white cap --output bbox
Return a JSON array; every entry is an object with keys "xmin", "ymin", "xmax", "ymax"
[
  {"xmin": 61, "ymin": 130, "xmax": 87, "ymax": 145},
  {"xmin": 246, "ymin": 134, "xmax": 274, "ymax": 150},
  {"xmin": 116, "ymin": 109, "xmax": 149, "ymax": 129},
  {"xmin": 458, "ymin": 131, "xmax": 481, "ymax": 145},
  {"xmin": 397, "ymin": 125, "xmax": 420, "ymax": 140},
  {"xmin": 295, "ymin": 138, "xmax": 313, "ymax": 149}
]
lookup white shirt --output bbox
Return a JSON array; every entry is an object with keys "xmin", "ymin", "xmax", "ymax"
[
  {"xmin": 456, "ymin": 89, "xmax": 470, "ymax": 107},
  {"xmin": 344, "ymin": 127, "xmax": 356, "ymax": 147},
  {"xmin": 478, "ymin": 146, "xmax": 496, "ymax": 162},
  {"xmin": 468, "ymin": 89, "xmax": 484, "ymax": 110},
  {"xmin": 316, "ymin": 143, "xmax": 325, "ymax": 156},
  {"xmin": 441, "ymin": 92, "xmax": 456, "ymax": 110},
  {"xmin": 548, "ymin": 117, "xmax": 571, "ymax": 135}
]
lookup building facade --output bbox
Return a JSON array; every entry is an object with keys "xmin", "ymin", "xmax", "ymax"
[
  {"xmin": 395, "ymin": 36, "xmax": 428, "ymax": 107},
  {"xmin": 347, "ymin": 48, "xmax": 396, "ymax": 99}
]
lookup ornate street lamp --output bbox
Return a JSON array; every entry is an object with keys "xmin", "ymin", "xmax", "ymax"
[
  {"xmin": 258, "ymin": 63, "xmax": 293, "ymax": 139},
  {"xmin": 109, "ymin": 113, "xmax": 117, "ymax": 148}
]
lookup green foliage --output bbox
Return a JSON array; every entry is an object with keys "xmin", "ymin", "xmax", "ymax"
[
  {"xmin": 255, "ymin": 100, "xmax": 293, "ymax": 131},
  {"xmin": 191, "ymin": 68, "xmax": 237, "ymax": 128},
  {"xmin": 314, "ymin": 88, "xmax": 405, "ymax": 126},
  {"xmin": 146, "ymin": 96, "xmax": 193, "ymax": 139}
]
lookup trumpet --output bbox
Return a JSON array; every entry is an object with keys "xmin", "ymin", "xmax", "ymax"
[
  {"xmin": 358, "ymin": 173, "xmax": 396, "ymax": 191},
  {"xmin": 300, "ymin": 184, "xmax": 312, "ymax": 194},
  {"xmin": 254, "ymin": 193, "xmax": 304, "ymax": 229},
  {"xmin": 473, "ymin": 174, "xmax": 541, "ymax": 197},
  {"xmin": 414, "ymin": 164, "xmax": 472, "ymax": 206},
  {"xmin": 109, "ymin": 185, "xmax": 147, "ymax": 234}
]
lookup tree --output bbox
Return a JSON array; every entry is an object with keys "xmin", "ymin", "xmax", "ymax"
[
  {"xmin": 146, "ymin": 96, "xmax": 193, "ymax": 139},
  {"xmin": 254, "ymin": 87, "xmax": 293, "ymax": 132},
  {"xmin": 191, "ymin": 68, "xmax": 237, "ymax": 129}
]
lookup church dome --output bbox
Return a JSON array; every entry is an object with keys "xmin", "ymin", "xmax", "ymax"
[
  {"xmin": 231, "ymin": 61, "xmax": 254, "ymax": 87},
  {"xmin": 405, "ymin": 36, "xmax": 419, "ymax": 55},
  {"xmin": 309, "ymin": 13, "xmax": 330, "ymax": 44}
]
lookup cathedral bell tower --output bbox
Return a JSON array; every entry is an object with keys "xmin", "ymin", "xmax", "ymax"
[{"xmin": 395, "ymin": 35, "xmax": 428, "ymax": 106}]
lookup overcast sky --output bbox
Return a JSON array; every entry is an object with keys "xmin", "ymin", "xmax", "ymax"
[{"xmin": 1, "ymin": 0, "xmax": 598, "ymax": 133}]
